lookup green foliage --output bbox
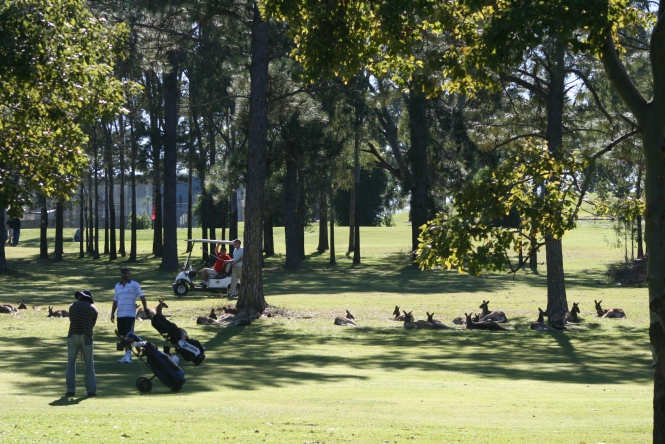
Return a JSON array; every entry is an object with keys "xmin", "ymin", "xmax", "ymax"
[
  {"xmin": 417, "ymin": 139, "xmax": 587, "ymax": 275},
  {"xmin": 126, "ymin": 212, "xmax": 152, "ymax": 230},
  {"xmin": 0, "ymin": 0, "xmax": 127, "ymax": 214},
  {"xmin": 334, "ymin": 167, "xmax": 397, "ymax": 227}
]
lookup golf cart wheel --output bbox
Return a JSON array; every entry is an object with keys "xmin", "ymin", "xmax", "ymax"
[
  {"xmin": 174, "ymin": 282, "xmax": 189, "ymax": 297},
  {"xmin": 137, "ymin": 377, "xmax": 152, "ymax": 393}
]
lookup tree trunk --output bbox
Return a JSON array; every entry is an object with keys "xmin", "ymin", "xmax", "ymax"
[
  {"xmin": 317, "ymin": 190, "xmax": 328, "ymax": 252},
  {"xmin": 129, "ymin": 101, "xmax": 138, "ymax": 262},
  {"xmin": 637, "ymin": 166, "xmax": 644, "ymax": 258},
  {"xmin": 353, "ymin": 122, "xmax": 361, "ymax": 265},
  {"xmin": 0, "ymin": 205, "xmax": 6, "ymax": 272},
  {"xmin": 230, "ymin": 188, "xmax": 238, "ymax": 245},
  {"xmin": 284, "ymin": 151, "xmax": 300, "ymax": 268},
  {"xmin": 298, "ymin": 166, "xmax": 306, "ymax": 261},
  {"xmin": 543, "ymin": 35, "xmax": 568, "ymax": 314},
  {"xmin": 105, "ymin": 122, "xmax": 117, "ymax": 261},
  {"xmin": 187, "ymin": 119, "xmax": 194, "ymax": 252},
  {"xmin": 408, "ymin": 81, "xmax": 429, "ymax": 264},
  {"xmin": 329, "ymin": 185, "xmax": 336, "ymax": 265},
  {"xmin": 160, "ymin": 57, "xmax": 180, "ymax": 271},
  {"xmin": 104, "ymin": 169, "xmax": 109, "ymax": 255},
  {"xmin": 348, "ymin": 186, "xmax": 355, "ymax": 253},
  {"xmin": 93, "ymin": 154, "xmax": 100, "ymax": 259},
  {"xmin": 263, "ymin": 201, "xmax": 274, "ymax": 257},
  {"xmin": 147, "ymin": 70, "xmax": 164, "ymax": 257},
  {"xmin": 40, "ymin": 196, "xmax": 48, "ymax": 259},
  {"xmin": 237, "ymin": 4, "xmax": 269, "ymax": 310},
  {"xmin": 54, "ymin": 201, "xmax": 63, "ymax": 261},
  {"xmin": 79, "ymin": 185, "xmax": 84, "ymax": 259},
  {"xmin": 208, "ymin": 116, "xmax": 217, "ymax": 241},
  {"xmin": 87, "ymin": 173, "xmax": 93, "ymax": 254},
  {"xmin": 118, "ymin": 116, "xmax": 126, "ymax": 257}
]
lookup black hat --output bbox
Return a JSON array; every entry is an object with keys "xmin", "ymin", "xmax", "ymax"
[{"xmin": 75, "ymin": 290, "xmax": 95, "ymax": 303}]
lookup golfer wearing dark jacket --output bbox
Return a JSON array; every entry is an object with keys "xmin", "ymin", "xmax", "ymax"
[{"xmin": 65, "ymin": 290, "xmax": 98, "ymax": 397}]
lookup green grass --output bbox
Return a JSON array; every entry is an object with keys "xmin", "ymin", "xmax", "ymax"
[{"xmin": 0, "ymin": 218, "xmax": 652, "ymax": 443}]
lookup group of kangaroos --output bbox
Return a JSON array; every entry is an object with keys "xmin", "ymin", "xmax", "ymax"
[{"xmin": 334, "ymin": 299, "xmax": 626, "ymax": 331}]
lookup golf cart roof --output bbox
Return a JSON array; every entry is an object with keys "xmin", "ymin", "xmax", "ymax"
[{"xmin": 186, "ymin": 239, "xmax": 235, "ymax": 245}]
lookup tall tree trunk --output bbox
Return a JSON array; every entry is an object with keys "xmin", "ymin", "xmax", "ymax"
[
  {"xmin": 353, "ymin": 122, "xmax": 361, "ymax": 265},
  {"xmin": 317, "ymin": 190, "xmax": 328, "ymax": 252},
  {"xmin": 329, "ymin": 185, "xmax": 336, "ymax": 265},
  {"xmin": 187, "ymin": 118, "xmax": 194, "ymax": 252},
  {"xmin": 230, "ymin": 189, "xmax": 238, "ymax": 246},
  {"xmin": 408, "ymin": 81, "xmax": 429, "ymax": 264},
  {"xmin": 54, "ymin": 201, "xmax": 63, "ymax": 261},
  {"xmin": 208, "ymin": 116, "xmax": 217, "ymax": 241},
  {"xmin": 105, "ymin": 122, "xmax": 117, "ymax": 261},
  {"xmin": 0, "ymin": 205, "xmax": 6, "ymax": 272},
  {"xmin": 147, "ymin": 70, "xmax": 164, "ymax": 257},
  {"xmin": 129, "ymin": 100, "xmax": 138, "ymax": 262},
  {"xmin": 263, "ymin": 199, "xmax": 274, "ymax": 257},
  {"xmin": 544, "ymin": 36, "xmax": 568, "ymax": 315},
  {"xmin": 237, "ymin": 4, "xmax": 269, "ymax": 310},
  {"xmin": 40, "ymin": 196, "xmax": 48, "ymax": 259},
  {"xmin": 118, "ymin": 115, "xmax": 126, "ymax": 257},
  {"xmin": 79, "ymin": 185, "xmax": 84, "ymax": 259},
  {"xmin": 192, "ymin": 111, "xmax": 209, "ymax": 259},
  {"xmin": 636, "ymin": 166, "xmax": 644, "ymax": 258},
  {"xmin": 87, "ymin": 173, "xmax": 93, "ymax": 254},
  {"xmin": 348, "ymin": 186, "xmax": 355, "ymax": 253},
  {"xmin": 284, "ymin": 152, "xmax": 300, "ymax": 268},
  {"xmin": 104, "ymin": 169, "xmax": 109, "ymax": 255},
  {"xmin": 298, "ymin": 167, "xmax": 306, "ymax": 261},
  {"xmin": 160, "ymin": 56, "xmax": 180, "ymax": 271},
  {"xmin": 93, "ymin": 154, "xmax": 100, "ymax": 259}
]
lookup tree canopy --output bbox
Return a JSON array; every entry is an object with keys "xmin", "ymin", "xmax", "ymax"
[{"xmin": 0, "ymin": 0, "xmax": 127, "ymax": 215}]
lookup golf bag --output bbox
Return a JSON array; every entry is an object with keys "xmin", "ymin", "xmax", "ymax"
[
  {"xmin": 151, "ymin": 314, "xmax": 206, "ymax": 365},
  {"xmin": 125, "ymin": 332, "xmax": 186, "ymax": 392}
]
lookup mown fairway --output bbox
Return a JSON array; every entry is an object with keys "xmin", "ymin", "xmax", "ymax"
[{"xmin": 0, "ymin": 216, "xmax": 652, "ymax": 443}]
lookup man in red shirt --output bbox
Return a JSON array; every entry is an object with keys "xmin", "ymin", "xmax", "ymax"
[{"xmin": 201, "ymin": 245, "xmax": 232, "ymax": 287}]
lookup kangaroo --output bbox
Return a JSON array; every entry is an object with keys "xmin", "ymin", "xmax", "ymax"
[
  {"xmin": 47, "ymin": 306, "xmax": 69, "ymax": 318},
  {"xmin": 196, "ymin": 315, "xmax": 220, "ymax": 325},
  {"xmin": 544, "ymin": 309, "xmax": 568, "ymax": 329},
  {"xmin": 137, "ymin": 299, "xmax": 168, "ymax": 320},
  {"xmin": 393, "ymin": 305, "xmax": 405, "ymax": 321},
  {"xmin": 17, "ymin": 300, "xmax": 27, "ymax": 310},
  {"xmin": 478, "ymin": 300, "xmax": 508, "ymax": 323},
  {"xmin": 334, "ymin": 310, "xmax": 357, "ymax": 326},
  {"xmin": 402, "ymin": 311, "xmax": 418, "ymax": 330},
  {"xmin": 565, "ymin": 302, "xmax": 581, "ymax": 323},
  {"xmin": 531, "ymin": 308, "xmax": 564, "ymax": 332},
  {"xmin": 426, "ymin": 312, "xmax": 454, "ymax": 330},
  {"xmin": 465, "ymin": 313, "xmax": 506, "ymax": 331},
  {"xmin": 452, "ymin": 313, "xmax": 479, "ymax": 325},
  {"xmin": 0, "ymin": 305, "xmax": 16, "ymax": 314},
  {"xmin": 228, "ymin": 309, "xmax": 252, "ymax": 327},
  {"xmin": 594, "ymin": 300, "xmax": 626, "ymax": 319}
]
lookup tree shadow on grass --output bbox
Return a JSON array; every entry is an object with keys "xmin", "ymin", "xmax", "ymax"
[{"xmin": 2, "ymin": 318, "xmax": 651, "ymax": 400}]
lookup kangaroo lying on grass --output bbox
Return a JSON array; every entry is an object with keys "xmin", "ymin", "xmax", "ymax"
[
  {"xmin": 392, "ymin": 306, "xmax": 405, "ymax": 321},
  {"xmin": 531, "ymin": 308, "xmax": 566, "ymax": 332},
  {"xmin": 478, "ymin": 300, "xmax": 508, "ymax": 323},
  {"xmin": 594, "ymin": 300, "xmax": 626, "ymax": 318},
  {"xmin": 334, "ymin": 310, "xmax": 357, "ymax": 326},
  {"xmin": 565, "ymin": 302, "xmax": 581, "ymax": 323},
  {"xmin": 464, "ymin": 313, "xmax": 506, "ymax": 331},
  {"xmin": 47, "ymin": 306, "xmax": 69, "ymax": 318},
  {"xmin": 426, "ymin": 312, "xmax": 454, "ymax": 329}
]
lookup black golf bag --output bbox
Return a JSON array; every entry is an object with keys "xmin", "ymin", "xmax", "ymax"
[
  {"xmin": 124, "ymin": 333, "xmax": 186, "ymax": 393},
  {"xmin": 151, "ymin": 314, "xmax": 206, "ymax": 365}
]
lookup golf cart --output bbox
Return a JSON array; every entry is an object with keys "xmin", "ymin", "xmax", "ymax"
[{"xmin": 172, "ymin": 239, "xmax": 239, "ymax": 297}]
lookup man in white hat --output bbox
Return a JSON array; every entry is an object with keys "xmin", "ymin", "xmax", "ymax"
[{"xmin": 65, "ymin": 290, "xmax": 98, "ymax": 397}]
